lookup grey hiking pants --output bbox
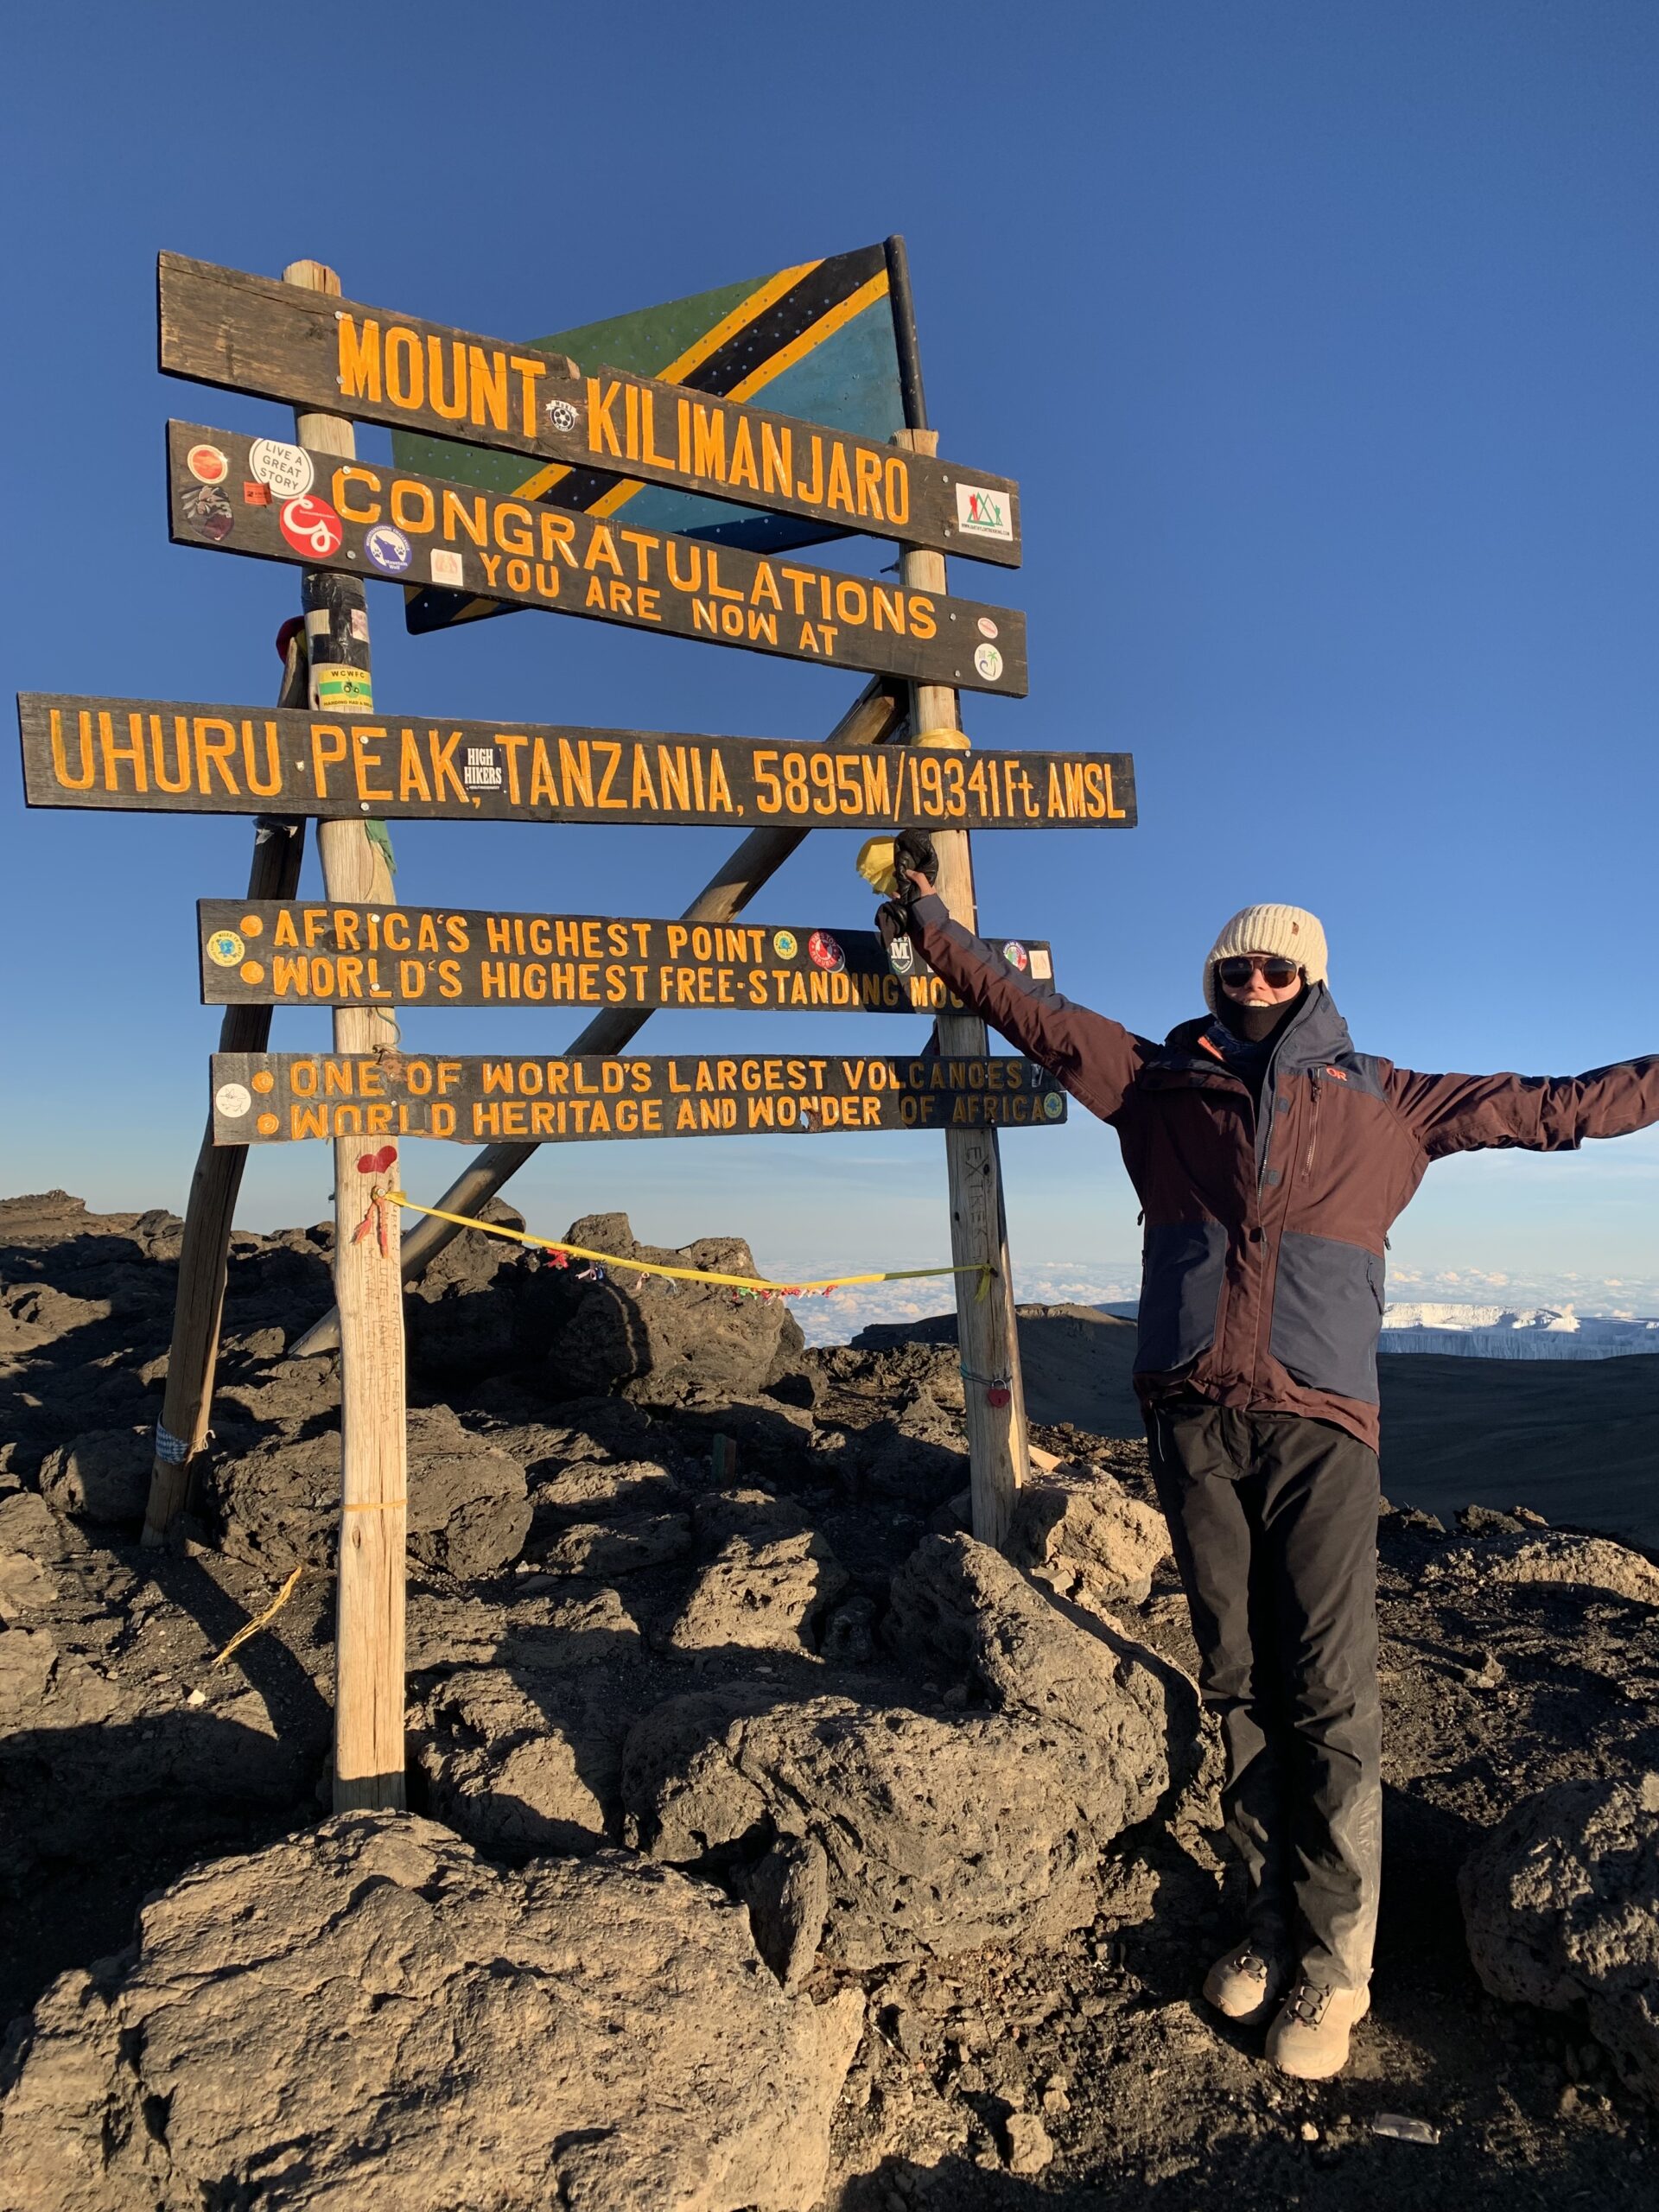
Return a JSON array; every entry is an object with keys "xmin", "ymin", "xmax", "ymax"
[{"xmin": 1147, "ymin": 1399, "xmax": 1382, "ymax": 1993}]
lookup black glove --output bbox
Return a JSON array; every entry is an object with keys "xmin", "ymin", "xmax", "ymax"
[{"xmin": 893, "ymin": 828, "xmax": 938, "ymax": 890}]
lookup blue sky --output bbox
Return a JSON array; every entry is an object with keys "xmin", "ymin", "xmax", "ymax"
[{"xmin": 3, "ymin": 1, "xmax": 1656, "ymax": 1326}]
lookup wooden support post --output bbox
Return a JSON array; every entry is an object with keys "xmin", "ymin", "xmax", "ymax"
[
  {"xmin": 140, "ymin": 653, "xmax": 306, "ymax": 1546},
  {"xmin": 288, "ymin": 676, "xmax": 906, "ymax": 1356},
  {"xmin": 897, "ymin": 425, "xmax": 1030, "ymax": 1550},
  {"xmin": 280, "ymin": 259, "xmax": 408, "ymax": 1812}
]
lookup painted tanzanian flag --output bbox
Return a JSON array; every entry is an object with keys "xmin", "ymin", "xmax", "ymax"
[{"xmin": 397, "ymin": 243, "xmax": 905, "ymax": 635}]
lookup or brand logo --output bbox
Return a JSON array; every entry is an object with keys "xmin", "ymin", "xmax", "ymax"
[
  {"xmin": 364, "ymin": 524, "xmax": 412, "ymax": 575},
  {"xmin": 772, "ymin": 930, "xmax": 798, "ymax": 960},
  {"xmin": 462, "ymin": 744, "xmax": 503, "ymax": 791},
  {"xmin": 973, "ymin": 642, "xmax": 1004, "ymax": 682},
  {"xmin": 1001, "ymin": 940, "xmax": 1028, "ymax": 972},
  {"xmin": 278, "ymin": 494, "xmax": 343, "ymax": 558},
  {"xmin": 430, "ymin": 548, "xmax": 465, "ymax": 587},
  {"xmin": 955, "ymin": 482, "xmax": 1013, "ymax": 541},
  {"xmin": 544, "ymin": 396, "xmax": 580, "ymax": 434},
  {"xmin": 206, "ymin": 930, "xmax": 245, "ymax": 967},
  {"xmin": 807, "ymin": 930, "xmax": 845, "ymax": 974}
]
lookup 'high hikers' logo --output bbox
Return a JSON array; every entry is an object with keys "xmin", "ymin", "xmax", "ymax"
[{"xmin": 955, "ymin": 483, "xmax": 1013, "ymax": 541}]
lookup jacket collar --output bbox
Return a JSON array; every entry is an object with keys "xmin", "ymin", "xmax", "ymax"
[{"xmin": 1166, "ymin": 984, "xmax": 1357, "ymax": 1076}]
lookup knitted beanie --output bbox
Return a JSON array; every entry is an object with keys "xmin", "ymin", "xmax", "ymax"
[{"xmin": 1203, "ymin": 904, "xmax": 1329, "ymax": 1016}]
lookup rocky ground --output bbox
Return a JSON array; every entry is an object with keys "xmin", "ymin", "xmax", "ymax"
[{"xmin": 2, "ymin": 1189, "xmax": 1656, "ymax": 2209}]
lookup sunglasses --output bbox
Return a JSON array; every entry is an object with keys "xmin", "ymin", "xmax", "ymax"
[{"xmin": 1217, "ymin": 955, "xmax": 1301, "ymax": 989}]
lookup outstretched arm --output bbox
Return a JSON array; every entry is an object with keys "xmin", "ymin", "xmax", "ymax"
[
  {"xmin": 1389, "ymin": 1055, "xmax": 1659, "ymax": 1158},
  {"xmin": 907, "ymin": 889, "xmax": 1147, "ymax": 1122}
]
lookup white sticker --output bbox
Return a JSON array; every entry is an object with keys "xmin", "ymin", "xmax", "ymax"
[
  {"xmin": 1028, "ymin": 947, "xmax": 1052, "ymax": 981},
  {"xmin": 430, "ymin": 549, "xmax": 465, "ymax": 587},
  {"xmin": 973, "ymin": 642, "xmax": 1004, "ymax": 682},
  {"xmin": 544, "ymin": 396, "xmax": 579, "ymax": 434},
  {"xmin": 304, "ymin": 607, "xmax": 331, "ymax": 639},
  {"xmin": 976, "ymin": 616, "xmax": 999, "ymax": 639},
  {"xmin": 205, "ymin": 929, "xmax": 245, "ymax": 967},
  {"xmin": 248, "ymin": 438, "xmax": 315, "ymax": 498},
  {"xmin": 215, "ymin": 1083, "xmax": 251, "ymax": 1120},
  {"xmin": 955, "ymin": 482, "xmax": 1014, "ymax": 541},
  {"xmin": 350, "ymin": 607, "xmax": 370, "ymax": 641}
]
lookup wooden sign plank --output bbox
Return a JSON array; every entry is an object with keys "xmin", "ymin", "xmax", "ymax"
[
  {"xmin": 199, "ymin": 901, "xmax": 1058, "ymax": 1015},
  {"xmin": 157, "ymin": 251, "xmax": 1020, "ymax": 569},
  {"xmin": 19, "ymin": 696, "xmax": 1136, "ymax": 829},
  {"xmin": 210, "ymin": 1052, "xmax": 1070, "ymax": 1146},
  {"xmin": 165, "ymin": 422, "xmax": 1028, "ymax": 696}
]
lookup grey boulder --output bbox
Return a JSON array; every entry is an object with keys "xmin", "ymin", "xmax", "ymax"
[
  {"xmin": 0, "ymin": 1813, "xmax": 864, "ymax": 2212},
  {"xmin": 39, "ymin": 1427, "xmax": 154, "ymax": 1526},
  {"xmin": 1460, "ymin": 1771, "xmax": 1659, "ymax": 2101}
]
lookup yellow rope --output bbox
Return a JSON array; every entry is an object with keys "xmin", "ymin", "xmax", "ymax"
[
  {"xmin": 210, "ymin": 1563, "xmax": 307, "ymax": 1668},
  {"xmin": 380, "ymin": 1192, "xmax": 993, "ymax": 1301}
]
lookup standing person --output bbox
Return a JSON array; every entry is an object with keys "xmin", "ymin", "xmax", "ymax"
[{"xmin": 875, "ymin": 840, "xmax": 1659, "ymax": 2079}]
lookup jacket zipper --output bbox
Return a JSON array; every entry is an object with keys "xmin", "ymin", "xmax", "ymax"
[{"xmin": 1304, "ymin": 1084, "xmax": 1323, "ymax": 1182}]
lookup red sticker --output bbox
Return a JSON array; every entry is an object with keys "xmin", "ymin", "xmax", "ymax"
[
  {"xmin": 242, "ymin": 480, "xmax": 271, "ymax": 505},
  {"xmin": 807, "ymin": 930, "xmax": 845, "ymax": 974},
  {"xmin": 356, "ymin": 1145, "xmax": 397, "ymax": 1174},
  {"xmin": 279, "ymin": 493, "xmax": 344, "ymax": 559}
]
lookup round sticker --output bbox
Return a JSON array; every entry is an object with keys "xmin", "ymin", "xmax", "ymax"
[
  {"xmin": 544, "ymin": 397, "xmax": 580, "ymax": 434},
  {"xmin": 976, "ymin": 616, "xmax": 1000, "ymax": 639},
  {"xmin": 364, "ymin": 523, "xmax": 412, "ymax": 575},
  {"xmin": 772, "ymin": 930, "xmax": 798, "ymax": 961},
  {"xmin": 1042, "ymin": 1090, "xmax": 1065, "ymax": 1120},
  {"xmin": 182, "ymin": 484, "xmax": 234, "ymax": 541},
  {"xmin": 206, "ymin": 930, "xmax": 245, "ymax": 967},
  {"xmin": 186, "ymin": 443, "xmax": 229, "ymax": 485},
  {"xmin": 974, "ymin": 642, "xmax": 1004, "ymax": 682},
  {"xmin": 279, "ymin": 493, "xmax": 344, "ymax": 559},
  {"xmin": 887, "ymin": 933, "xmax": 916, "ymax": 976},
  {"xmin": 215, "ymin": 1083, "xmax": 251, "ymax": 1120},
  {"xmin": 807, "ymin": 931, "xmax": 845, "ymax": 974},
  {"xmin": 248, "ymin": 439, "xmax": 314, "ymax": 498},
  {"xmin": 1001, "ymin": 940, "xmax": 1029, "ymax": 972}
]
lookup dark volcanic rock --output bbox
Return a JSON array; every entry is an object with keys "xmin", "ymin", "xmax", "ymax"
[
  {"xmin": 1460, "ymin": 1770, "xmax": 1659, "ymax": 2101},
  {"xmin": 210, "ymin": 1403, "xmax": 530, "ymax": 1577},
  {"xmin": 38, "ymin": 1426, "xmax": 153, "ymax": 1526},
  {"xmin": 624, "ymin": 1536, "xmax": 1184, "ymax": 1969}
]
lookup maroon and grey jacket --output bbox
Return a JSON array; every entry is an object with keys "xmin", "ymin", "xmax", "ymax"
[{"xmin": 911, "ymin": 893, "xmax": 1659, "ymax": 1451}]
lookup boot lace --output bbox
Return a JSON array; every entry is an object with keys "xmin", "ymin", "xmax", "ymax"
[
  {"xmin": 1229, "ymin": 1947, "xmax": 1269, "ymax": 1982},
  {"xmin": 1281, "ymin": 1976, "xmax": 1332, "ymax": 2026}
]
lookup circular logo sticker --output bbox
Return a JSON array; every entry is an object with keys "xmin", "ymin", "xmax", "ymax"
[
  {"xmin": 1042, "ymin": 1090, "xmax": 1065, "ymax": 1120},
  {"xmin": 772, "ymin": 930, "xmax": 798, "ymax": 961},
  {"xmin": 214, "ymin": 1083, "xmax": 251, "ymax": 1120},
  {"xmin": 1001, "ymin": 940, "xmax": 1029, "ymax": 972},
  {"xmin": 974, "ymin": 642, "xmax": 1004, "ymax": 682},
  {"xmin": 544, "ymin": 396, "xmax": 580, "ymax": 434},
  {"xmin": 887, "ymin": 933, "xmax": 916, "ymax": 976},
  {"xmin": 185, "ymin": 442, "xmax": 229, "ymax": 485},
  {"xmin": 976, "ymin": 616, "xmax": 1000, "ymax": 639},
  {"xmin": 248, "ymin": 439, "xmax": 314, "ymax": 498},
  {"xmin": 206, "ymin": 930, "xmax": 245, "ymax": 967},
  {"xmin": 364, "ymin": 524, "xmax": 412, "ymax": 575},
  {"xmin": 181, "ymin": 484, "xmax": 234, "ymax": 541},
  {"xmin": 279, "ymin": 493, "xmax": 344, "ymax": 559},
  {"xmin": 807, "ymin": 930, "xmax": 845, "ymax": 974}
]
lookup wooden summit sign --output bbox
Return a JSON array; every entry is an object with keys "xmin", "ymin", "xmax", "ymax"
[
  {"xmin": 157, "ymin": 252, "xmax": 1021, "ymax": 568},
  {"xmin": 210, "ymin": 1050, "xmax": 1069, "ymax": 1146},
  {"xmin": 167, "ymin": 423, "xmax": 1028, "ymax": 694},
  {"xmin": 199, "ymin": 901, "xmax": 1058, "ymax": 1016},
  {"xmin": 20, "ymin": 696, "xmax": 1135, "ymax": 827}
]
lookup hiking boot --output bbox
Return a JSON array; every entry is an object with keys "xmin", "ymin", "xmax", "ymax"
[
  {"xmin": 1202, "ymin": 1942, "xmax": 1287, "ymax": 2024},
  {"xmin": 1266, "ymin": 1976, "xmax": 1371, "ymax": 2079}
]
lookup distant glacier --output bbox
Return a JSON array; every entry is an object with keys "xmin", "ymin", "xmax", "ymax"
[
  {"xmin": 1091, "ymin": 1299, "xmax": 1659, "ymax": 1360},
  {"xmin": 1376, "ymin": 1305, "xmax": 1659, "ymax": 1360}
]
